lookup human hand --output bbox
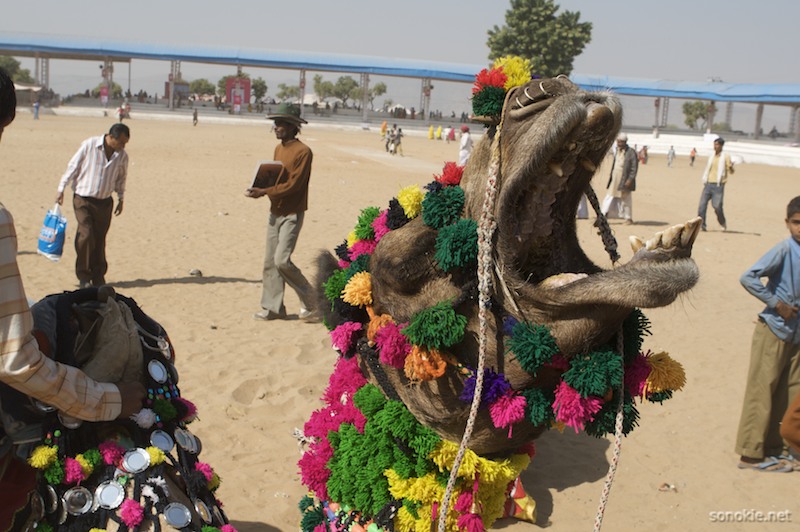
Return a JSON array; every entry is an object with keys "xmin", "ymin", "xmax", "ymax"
[
  {"xmin": 245, "ymin": 188, "xmax": 266, "ymax": 198},
  {"xmin": 114, "ymin": 200, "xmax": 124, "ymax": 216},
  {"xmin": 776, "ymin": 300, "xmax": 799, "ymax": 321},
  {"xmin": 116, "ymin": 381, "xmax": 146, "ymax": 419},
  {"xmin": 55, "ymin": 191, "xmax": 64, "ymax": 205}
]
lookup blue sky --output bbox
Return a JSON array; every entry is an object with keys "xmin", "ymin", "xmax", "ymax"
[{"xmin": 2, "ymin": 0, "xmax": 798, "ymax": 129}]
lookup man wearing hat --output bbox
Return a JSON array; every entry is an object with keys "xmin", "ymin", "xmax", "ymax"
[
  {"xmin": 601, "ymin": 132, "xmax": 638, "ymax": 225},
  {"xmin": 697, "ymin": 136, "xmax": 734, "ymax": 231},
  {"xmin": 246, "ymin": 103, "xmax": 316, "ymax": 321}
]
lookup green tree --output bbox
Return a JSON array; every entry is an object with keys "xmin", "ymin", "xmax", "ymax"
[
  {"xmin": 276, "ymin": 83, "xmax": 300, "ymax": 101},
  {"xmin": 682, "ymin": 101, "xmax": 715, "ymax": 130},
  {"xmin": 367, "ymin": 82, "xmax": 387, "ymax": 110},
  {"xmin": 91, "ymin": 81, "xmax": 123, "ymax": 99},
  {"xmin": 0, "ymin": 56, "xmax": 35, "ymax": 83},
  {"xmin": 313, "ymin": 74, "xmax": 335, "ymax": 101},
  {"xmin": 251, "ymin": 77, "xmax": 268, "ymax": 102},
  {"xmin": 217, "ymin": 73, "xmax": 250, "ymax": 96},
  {"xmin": 333, "ymin": 76, "xmax": 359, "ymax": 107},
  {"xmin": 189, "ymin": 78, "xmax": 216, "ymax": 96},
  {"xmin": 487, "ymin": 0, "xmax": 592, "ymax": 77}
]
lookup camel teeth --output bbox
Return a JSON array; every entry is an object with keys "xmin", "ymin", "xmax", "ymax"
[
  {"xmin": 629, "ymin": 235, "xmax": 644, "ymax": 252},
  {"xmin": 645, "ymin": 232, "xmax": 663, "ymax": 250},
  {"xmin": 681, "ymin": 217, "xmax": 702, "ymax": 247},
  {"xmin": 661, "ymin": 225, "xmax": 679, "ymax": 248},
  {"xmin": 580, "ymin": 158, "xmax": 597, "ymax": 172},
  {"xmin": 548, "ymin": 161, "xmax": 564, "ymax": 177}
]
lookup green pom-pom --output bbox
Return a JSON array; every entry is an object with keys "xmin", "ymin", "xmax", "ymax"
[
  {"xmin": 346, "ymin": 253, "xmax": 371, "ymax": 278},
  {"xmin": 434, "ymin": 218, "xmax": 478, "ymax": 271},
  {"xmin": 422, "ymin": 186, "xmax": 465, "ymax": 229},
  {"xmin": 36, "ymin": 524, "xmax": 53, "ymax": 532},
  {"xmin": 563, "ymin": 349, "xmax": 623, "ymax": 398},
  {"xmin": 353, "ymin": 384, "xmax": 387, "ymax": 419},
  {"xmin": 472, "ymin": 85, "xmax": 507, "ymax": 118},
  {"xmin": 201, "ymin": 527, "xmax": 221, "ymax": 532},
  {"xmin": 403, "ymin": 300, "xmax": 467, "ymax": 349},
  {"xmin": 44, "ymin": 459, "xmax": 64, "ymax": 485},
  {"xmin": 300, "ymin": 504, "xmax": 326, "ymax": 531},
  {"xmin": 355, "ymin": 206, "xmax": 381, "ymax": 241},
  {"xmin": 323, "ymin": 269, "xmax": 349, "ymax": 304},
  {"xmin": 646, "ymin": 390, "xmax": 673, "ymax": 404},
  {"xmin": 622, "ymin": 309, "xmax": 651, "ymax": 363},
  {"xmin": 584, "ymin": 391, "xmax": 639, "ymax": 438},
  {"xmin": 298, "ymin": 494, "xmax": 315, "ymax": 512},
  {"xmin": 83, "ymin": 448, "xmax": 102, "ymax": 467},
  {"xmin": 522, "ymin": 387, "xmax": 555, "ymax": 426},
  {"xmin": 152, "ymin": 398, "xmax": 178, "ymax": 422},
  {"xmin": 509, "ymin": 322, "xmax": 558, "ymax": 375}
]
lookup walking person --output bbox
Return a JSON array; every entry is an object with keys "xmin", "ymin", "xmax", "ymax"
[
  {"xmin": 697, "ymin": 137, "xmax": 734, "ymax": 231},
  {"xmin": 55, "ymin": 123, "xmax": 130, "ymax": 288},
  {"xmin": 193, "ymin": 108, "xmax": 198, "ymax": 126},
  {"xmin": 690, "ymin": 147, "xmax": 697, "ymax": 167},
  {"xmin": 458, "ymin": 125, "xmax": 473, "ymax": 166},
  {"xmin": 246, "ymin": 103, "xmax": 316, "ymax": 321},
  {"xmin": 667, "ymin": 145, "xmax": 675, "ymax": 167},
  {"xmin": 392, "ymin": 127, "xmax": 404, "ymax": 156},
  {"xmin": 735, "ymin": 196, "xmax": 800, "ymax": 472},
  {"xmin": 600, "ymin": 132, "xmax": 638, "ymax": 225}
]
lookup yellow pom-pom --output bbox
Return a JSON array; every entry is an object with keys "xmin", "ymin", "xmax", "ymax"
[
  {"xmin": 493, "ymin": 56, "xmax": 533, "ymax": 90},
  {"xmin": 75, "ymin": 454, "xmax": 94, "ymax": 477},
  {"xmin": 209, "ymin": 471, "xmax": 221, "ymax": 491},
  {"xmin": 145, "ymin": 446, "xmax": 166, "ymax": 466},
  {"xmin": 342, "ymin": 271, "xmax": 372, "ymax": 307},
  {"xmin": 89, "ymin": 529, "xmax": 108, "ymax": 532},
  {"xmin": 397, "ymin": 185, "xmax": 424, "ymax": 219},
  {"xmin": 28, "ymin": 445, "xmax": 58, "ymax": 469},
  {"xmin": 645, "ymin": 351, "xmax": 686, "ymax": 393},
  {"xmin": 346, "ymin": 230, "xmax": 358, "ymax": 249}
]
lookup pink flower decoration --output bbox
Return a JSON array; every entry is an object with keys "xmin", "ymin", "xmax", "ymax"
[
  {"xmin": 375, "ymin": 321, "xmax": 411, "ymax": 368},
  {"xmin": 457, "ymin": 513, "xmax": 486, "ymax": 532},
  {"xmin": 552, "ymin": 381, "xmax": 603, "ymax": 432},
  {"xmin": 298, "ymin": 438, "xmax": 334, "ymax": 501},
  {"xmin": 120, "ymin": 499, "xmax": 145, "ymax": 527},
  {"xmin": 625, "ymin": 353, "xmax": 651, "ymax": 397},
  {"xmin": 372, "ymin": 210, "xmax": 391, "ymax": 242},
  {"xmin": 221, "ymin": 525, "xmax": 238, "ymax": 532},
  {"xmin": 323, "ymin": 356, "xmax": 367, "ymax": 406},
  {"xmin": 174, "ymin": 396, "xmax": 198, "ymax": 422},
  {"xmin": 330, "ymin": 321, "xmax": 363, "ymax": 354},
  {"xmin": 489, "ymin": 393, "xmax": 527, "ymax": 431},
  {"xmin": 195, "ymin": 461, "xmax": 214, "ymax": 482},
  {"xmin": 348, "ymin": 239, "xmax": 377, "ymax": 261},
  {"xmin": 98, "ymin": 440, "xmax": 125, "ymax": 466},
  {"xmin": 64, "ymin": 457, "xmax": 85, "ymax": 484},
  {"xmin": 304, "ymin": 402, "xmax": 367, "ymax": 439}
]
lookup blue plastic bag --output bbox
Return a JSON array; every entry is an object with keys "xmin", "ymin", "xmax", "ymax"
[{"xmin": 37, "ymin": 203, "xmax": 67, "ymax": 262}]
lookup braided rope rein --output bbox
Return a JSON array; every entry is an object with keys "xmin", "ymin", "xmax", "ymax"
[
  {"xmin": 436, "ymin": 117, "xmax": 505, "ymax": 532},
  {"xmin": 592, "ymin": 329, "xmax": 626, "ymax": 532}
]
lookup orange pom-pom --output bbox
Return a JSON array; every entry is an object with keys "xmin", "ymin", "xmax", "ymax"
[
  {"xmin": 367, "ymin": 313, "xmax": 394, "ymax": 342},
  {"xmin": 404, "ymin": 346, "xmax": 448, "ymax": 381}
]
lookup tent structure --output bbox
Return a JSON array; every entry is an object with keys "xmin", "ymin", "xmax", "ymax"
[{"xmin": 2, "ymin": 32, "xmax": 799, "ymax": 138}]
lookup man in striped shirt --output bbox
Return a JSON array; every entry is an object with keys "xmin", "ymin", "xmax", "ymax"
[{"xmin": 56, "ymin": 123, "xmax": 130, "ymax": 288}]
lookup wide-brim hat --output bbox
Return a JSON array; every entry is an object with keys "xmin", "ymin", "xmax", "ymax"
[{"xmin": 267, "ymin": 102, "xmax": 307, "ymax": 125}]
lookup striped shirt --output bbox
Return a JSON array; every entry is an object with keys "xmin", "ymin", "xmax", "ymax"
[
  {"xmin": 0, "ymin": 204, "xmax": 121, "ymax": 421},
  {"xmin": 57, "ymin": 135, "xmax": 128, "ymax": 200}
]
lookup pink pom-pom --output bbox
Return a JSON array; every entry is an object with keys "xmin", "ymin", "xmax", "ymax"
[
  {"xmin": 298, "ymin": 439, "xmax": 334, "ymax": 501},
  {"xmin": 625, "ymin": 353, "xmax": 652, "ymax": 397},
  {"xmin": 375, "ymin": 321, "xmax": 411, "ymax": 368},
  {"xmin": 552, "ymin": 381, "xmax": 603, "ymax": 432},
  {"xmin": 454, "ymin": 491, "xmax": 473, "ymax": 513},
  {"xmin": 304, "ymin": 402, "xmax": 367, "ymax": 439},
  {"xmin": 489, "ymin": 393, "xmax": 527, "ymax": 430},
  {"xmin": 330, "ymin": 321, "xmax": 363, "ymax": 353},
  {"xmin": 348, "ymin": 239, "xmax": 377, "ymax": 261},
  {"xmin": 372, "ymin": 210, "xmax": 391, "ymax": 242},
  {"xmin": 98, "ymin": 440, "xmax": 125, "ymax": 466},
  {"xmin": 64, "ymin": 457, "xmax": 85, "ymax": 484},
  {"xmin": 221, "ymin": 525, "xmax": 238, "ymax": 532},
  {"xmin": 195, "ymin": 461, "xmax": 214, "ymax": 482},
  {"xmin": 120, "ymin": 499, "xmax": 145, "ymax": 527},
  {"xmin": 337, "ymin": 259, "xmax": 350, "ymax": 269},
  {"xmin": 457, "ymin": 513, "xmax": 486, "ymax": 532},
  {"xmin": 322, "ymin": 356, "xmax": 367, "ymax": 406},
  {"xmin": 175, "ymin": 397, "xmax": 198, "ymax": 422},
  {"xmin": 314, "ymin": 525, "xmax": 327, "ymax": 532}
]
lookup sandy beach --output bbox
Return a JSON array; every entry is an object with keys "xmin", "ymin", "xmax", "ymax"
[{"xmin": 2, "ymin": 112, "xmax": 799, "ymax": 531}]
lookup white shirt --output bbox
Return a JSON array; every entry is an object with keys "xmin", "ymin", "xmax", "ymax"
[{"xmin": 57, "ymin": 135, "xmax": 128, "ymax": 200}]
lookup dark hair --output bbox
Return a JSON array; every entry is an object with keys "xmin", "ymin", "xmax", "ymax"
[
  {"xmin": 714, "ymin": 137, "xmax": 725, "ymax": 145},
  {"xmin": 108, "ymin": 123, "xmax": 130, "ymax": 139},
  {"xmin": 0, "ymin": 67, "xmax": 16, "ymax": 127},
  {"xmin": 787, "ymin": 196, "xmax": 800, "ymax": 218}
]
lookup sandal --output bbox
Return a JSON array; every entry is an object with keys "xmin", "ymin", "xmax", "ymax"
[
  {"xmin": 775, "ymin": 454, "xmax": 800, "ymax": 471},
  {"xmin": 737, "ymin": 458, "xmax": 793, "ymax": 473}
]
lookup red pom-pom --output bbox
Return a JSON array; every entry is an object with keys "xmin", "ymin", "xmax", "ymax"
[
  {"xmin": 473, "ymin": 67, "xmax": 507, "ymax": 94},
  {"xmin": 435, "ymin": 162, "xmax": 464, "ymax": 186}
]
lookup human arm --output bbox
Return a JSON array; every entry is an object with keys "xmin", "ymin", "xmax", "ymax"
[
  {"xmin": 263, "ymin": 147, "xmax": 312, "ymax": 200},
  {"xmin": 55, "ymin": 141, "xmax": 88, "ymax": 202},
  {"xmin": 739, "ymin": 242, "xmax": 795, "ymax": 313},
  {"xmin": 113, "ymin": 152, "xmax": 127, "ymax": 215}
]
